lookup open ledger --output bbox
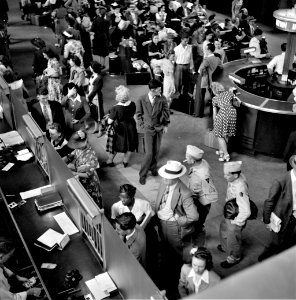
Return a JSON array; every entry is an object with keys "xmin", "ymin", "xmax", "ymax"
[
  {"xmin": 34, "ymin": 229, "xmax": 70, "ymax": 251},
  {"xmin": 85, "ymin": 272, "xmax": 117, "ymax": 300}
]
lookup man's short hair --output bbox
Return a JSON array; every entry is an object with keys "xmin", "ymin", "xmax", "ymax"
[
  {"xmin": 37, "ymin": 86, "xmax": 48, "ymax": 96},
  {"xmin": 67, "ymin": 82, "xmax": 78, "ymax": 91},
  {"xmin": 180, "ymin": 32, "xmax": 190, "ymax": 40},
  {"xmin": 116, "ymin": 212, "xmax": 136, "ymax": 231},
  {"xmin": 254, "ymin": 28, "xmax": 263, "ymax": 36},
  {"xmin": 281, "ymin": 43, "xmax": 287, "ymax": 52},
  {"xmin": 148, "ymin": 79, "xmax": 162, "ymax": 90},
  {"xmin": 207, "ymin": 43, "xmax": 215, "ymax": 53}
]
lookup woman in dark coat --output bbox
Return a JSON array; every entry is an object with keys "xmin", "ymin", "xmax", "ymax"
[
  {"xmin": 105, "ymin": 85, "xmax": 138, "ymax": 168},
  {"xmin": 91, "ymin": 7, "xmax": 110, "ymax": 67}
]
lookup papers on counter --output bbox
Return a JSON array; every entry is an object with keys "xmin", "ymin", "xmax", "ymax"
[
  {"xmin": 54, "ymin": 212, "xmax": 79, "ymax": 235},
  {"xmin": 15, "ymin": 149, "xmax": 33, "ymax": 161},
  {"xmin": 1, "ymin": 162, "xmax": 14, "ymax": 171},
  {"xmin": 86, "ymin": 272, "xmax": 117, "ymax": 300},
  {"xmin": 35, "ymin": 228, "xmax": 69, "ymax": 251},
  {"xmin": 0, "ymin": 131, "xmax": 24, "ymax": 148},
  {"xmin": 20, "ymin": 185, "xmax": 52, "ymax": 200}
]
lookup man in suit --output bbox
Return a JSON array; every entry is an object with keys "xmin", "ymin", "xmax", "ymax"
[
  {"xmin": 115, "ymin": 212, "xmax": 146, "ymax": 267},
  {"xmin": 136, "ymin": 79, "xmax": 170, "ymax": 185},
  {"xmin": 152, "ymin": 160, "xmax": 199, "ymax": 299},
  {"xmin": 194, "ymin": 42, "xmax": 222, "ymax": 118},
  {"xmin": 258, "ymin": 155, "xmax": 296, "ymax": 261},
  {"xmin": 152, "ymin": 160, "xmax": 199, "ymax": 257},
  {"xmin": 30, "ymin": 86, "xmax": 65, "ymax": 133}
]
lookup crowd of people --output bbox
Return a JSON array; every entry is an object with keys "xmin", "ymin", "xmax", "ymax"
[{"xmin": 1, "ymin": 0, "xmax": 296, "ymax": 299}]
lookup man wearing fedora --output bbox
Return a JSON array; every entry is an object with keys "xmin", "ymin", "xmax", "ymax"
[
  {"xmin": 153, "ymin": 160, "xmax": 199, "ymax": 256},
  {"xmin": 258, "ymin": 155, "xmax": 296, "ymax": 261},
  {"xmin": 218, "ymin": 161, "xmax": 251, "ymax": 268},
  {"xmin": 185, "ymin": 145, "xmax": 218, "ymax": 245},
  {"xmin": 136, "ymin": 79, "xmax": 170, "ymax": 185}
]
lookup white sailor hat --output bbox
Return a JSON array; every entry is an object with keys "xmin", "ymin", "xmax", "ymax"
[
  {"xmin": 224, "ymin": 161, "xmax": 242, "ymax": 173},
  {"xmin": 186, "ymin": 145, "xmax": 204, "ymax": 160}
]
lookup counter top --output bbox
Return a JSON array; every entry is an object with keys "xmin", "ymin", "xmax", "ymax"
[{"xmin": 213, "ymin": 58, "xmax": 296, "ymax": 115}]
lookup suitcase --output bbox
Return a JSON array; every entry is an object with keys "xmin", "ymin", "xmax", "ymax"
[
  {"xmin": 126, "ymin": 71, "xmax": 151, "ymax": 85},
  {"xmin": 203, "ymin": 130, "xmax": 219, "ymax": 150}
]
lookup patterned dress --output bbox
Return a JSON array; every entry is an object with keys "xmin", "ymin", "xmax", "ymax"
[
  {"xmin": 44, "ymin": 58, "xmax": 62, "ymax": 102},
  {"xmin": 72, "ymin": 146, "xmax": 102, "ymax": 207},
  {"xmin": 213, "ymin": 91, "xmax": 237, "ymax": 138}
]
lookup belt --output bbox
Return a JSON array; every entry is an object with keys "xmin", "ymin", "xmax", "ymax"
[{"xmin": 176, "ymin": 64, "xmax": 189, "ymax": 66}]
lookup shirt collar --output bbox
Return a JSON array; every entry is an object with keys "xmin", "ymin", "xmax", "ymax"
[
  {"xmin": 188, "ymin": 268, "xmax": 209, "ymax": 284},
  {"xmin": 72, "ymin": 94, "xmax": 81, "ymax": 102},
  {"xmin": 290, "ymin": 169, "xmax": 296, "ymax": 182},
  {"xmin": 126, "ymin": 229, "xmax": 136, "ymax": 240}
]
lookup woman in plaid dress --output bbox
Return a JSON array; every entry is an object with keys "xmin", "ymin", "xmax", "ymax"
[{"xmin": 212, "ymin": 82, "xmax": 237, "ymax": 162}]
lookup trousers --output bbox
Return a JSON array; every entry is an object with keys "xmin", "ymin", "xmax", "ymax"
[
  {"xmin": 219, "ymin": 218, "xmax": 244, "ymax": 259},
  {"xmin": 174, "ymin": 64, "xmax": 190, "ymax": 95},
  {"xmin": 139, "ymin": 130, "xmax": 163, "ymax": 178}
]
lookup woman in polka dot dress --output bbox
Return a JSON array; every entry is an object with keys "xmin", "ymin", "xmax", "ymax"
[{"xmin": 212, "ymin": 82, "xmax": 237, "ymax": 162}]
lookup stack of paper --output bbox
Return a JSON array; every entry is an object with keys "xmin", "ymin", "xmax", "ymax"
[
  {"xmin": 53, "ymin": 212, "xmax": 79, "ymax": 235},
  {"xmin": 270, "ymin": 212, "xmax": 282, "ymax": 233},
  {"xmin": 34, "ymin": 229, "xmax": 66, "ymax": 251},
  {"xmin": 85, "ymin": 272, "xmax": 117, "ymax": 300},
  {"xmin": 20, "ymin": 185, "xmax": 51, "ymax": 200},
  {"xmin": 0, "ymin": 131, "xmax": 24, "ymax": 147},
  {"xmin": 15, "ymin": 149, "xmax": 33, "ymax": 161}
]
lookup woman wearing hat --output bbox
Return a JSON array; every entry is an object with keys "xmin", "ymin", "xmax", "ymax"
[
  {"xmin": 104, "ymin": 85, "xmax": 137, "ymax": 167},
  {"xmin": 178, "ymin": 247, "xmax": 220, "ymax": 297},
  {"xmin": 67, "ymin": 130, "xmax": 102, "ymax": 207},
  {"xmin": 212, "ymin": 82, "xmax": 237, "ymax": 162}
]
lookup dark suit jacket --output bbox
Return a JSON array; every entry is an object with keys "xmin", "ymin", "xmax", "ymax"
[
  {"xmin": 153, "ymin": 180, "xmax": 199, "ymax": 238},
  {"xmin": 136, "ymin": 94, "xmax": 170, "ymax": 134},
  {"xmin": 283, "ymin": 131, "xmax": 296, "ymax": 170},
  {"xmin": 30, "ymin": 101, "xmax": 66, "ymax": 132},
  {"xmin": 126, "ymin": 226, "xmax": 146, "ymax": 267},
  {"xmin": 263, "ymin": 172, "xmax": 294, "ymax": 232}
]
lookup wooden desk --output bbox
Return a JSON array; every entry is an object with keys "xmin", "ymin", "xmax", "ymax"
[
  {"xmin": 213, "ymin": 58, "xmax": 296, "ymax": 156},
  {"xmin": 0, "ymin": 160, "xmax": 105, "ymax": 299}
]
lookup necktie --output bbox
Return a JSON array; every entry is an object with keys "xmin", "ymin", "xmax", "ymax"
[
  {"xmin": 122, "ymin": 235, "xmax": 127, "ymax": 243},
  {"xmin": 43, "ymin": 104, "xmax": 50, "ymax": 124},
  {"xmin": 159, "ymin": 185, "xmax": 170, "ymax": 210},
  {"xmin": 151, "ymin": 96, "xmax": 156, "ymax": 107}
]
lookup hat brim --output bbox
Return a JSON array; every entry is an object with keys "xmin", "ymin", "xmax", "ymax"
[
  {"xmin": 289, "ymin": 155, "xmax": 296, "ymax": 169},
  {"xmin": 158, "ymin": 165, "xmax": 187, "ymax": 179}
]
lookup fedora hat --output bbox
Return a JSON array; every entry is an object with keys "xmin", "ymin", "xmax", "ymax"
[
  {"xmin": 68, "ymin": 130, "xmax": 88, "ymax": 149},
  {"xmin": 158, "ymin": 160, "xmax": 187, "ymax": 179},
  {"xmin": 289, "ymin": 155, "xmax": 296, "ymax": 169}
]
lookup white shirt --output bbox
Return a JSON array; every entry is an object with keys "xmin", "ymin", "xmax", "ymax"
[
  {"xmin": 111, "ymin": 198, "xmax": 154, "ymax": 221},
  {"xmin": 174, "ymin": 44, "xmax": 194, "ymax": 68},
  {"xmin": 148, "ymin": 92, "xmax": 155, "ymax": 106},
  {"xmin": 157, "ymin": 183, "xmax": 177, "ymax": 221},
  {"xmin": 290, "ymin": 170, "xmax": 296, "ymax": 212},
  {"xmin": 188, "ymin": 268, "xmax": 209, "ymax": 294},
  {"xmin": 41, "ymin": 102, "xmax": 53, "ymax": 124},
  {"xmin": 267, "ymin": 52, "xmax": 285, "ymax": 75},
  {"xmin": 249, "ymin": 37, "xmax": 266, "ymax": 58}
]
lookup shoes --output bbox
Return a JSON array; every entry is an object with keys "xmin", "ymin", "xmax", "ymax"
[
  {"xmin": 101, "ymin": 162, "xmax": 115, "ymax": 167},
  {"xmin": 220, "ymin": 259, "xmax": 241, "ymax": 268},
  {"xmin": 151, "ymin": 170, "xmax": 158, "ymax": 176},
  {"xmin": 170, "ymin": 110, "xmax": 174, "ymax": 114},
  {"xmin": 217, "ymin": 244, "xmax": 225, "ymax": 253},
  {"xmin": 123, "ymin": 162, "xmax": 128, "ymax": 168},
  {"xmin": 139, "ymin": 177, "xmax": 146, "ymax": 185}
]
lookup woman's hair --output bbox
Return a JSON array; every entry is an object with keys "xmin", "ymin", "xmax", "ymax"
[
  {"xmin": 70, "ymin": 55, "xmax": 81, "ymax": 67},
  {"xmin": 211, "ymin": 82, "xmax": 225, "ymax": 95},
  {"xmin": 191, "ymin": 247, "xmax": 213, "ymax": 270},
  {"xmin": 90, "ymin": 61, "xmax": 102, "ymax": 74},
  {"xmin": 3, "ymin": 69, "xmax": 16, "ymax": 83},
  {"xmin": 48, "ymin": 122, "xmax": 63, "ymax": 134},
  {"xmin": 119, "ymin": 184, "xmax": 137, "ymax": 198},
  {"xmin": 43, "ymin": 47, "xmax": 57, "ymax": 59},
  {"xmin": 115, "ymin": 85, "xmax": 130, "ymax": 103}
]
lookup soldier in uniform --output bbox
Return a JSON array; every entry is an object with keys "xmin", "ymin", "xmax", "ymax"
[
  {"xmin": 217, "ymin": 161, "xmax": 251, "ymax": 268},
  {"xmin": 185, "ymin": 145, "xmax": 218, "ymax": 246}
]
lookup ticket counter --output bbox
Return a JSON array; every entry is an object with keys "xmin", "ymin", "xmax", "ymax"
[{"xmin": 213, "ymin": 58, "xmax": 296, "ymax": 157}]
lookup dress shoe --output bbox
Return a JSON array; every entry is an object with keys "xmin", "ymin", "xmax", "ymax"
[
  {"xmin": 170, "ymin": 110, "xmax": 174, "ymax": 114},
  {"xmin": 139, "ymin": 177, "xmax": 146, "ymax": 185},
  {"xmin": 217, "ymin": 244, "xmax": 225, "ymax": 253},
  {"xmin": 151, "ymin": 170, "xmax": 158, "ymax": 176},
  {"xmin": 220, "ymin": 259, "xmax": 241, "ymax": 268},
  {"xmin": 123, "ymin": 162, "xmax": 128, "ymax": 168}
]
